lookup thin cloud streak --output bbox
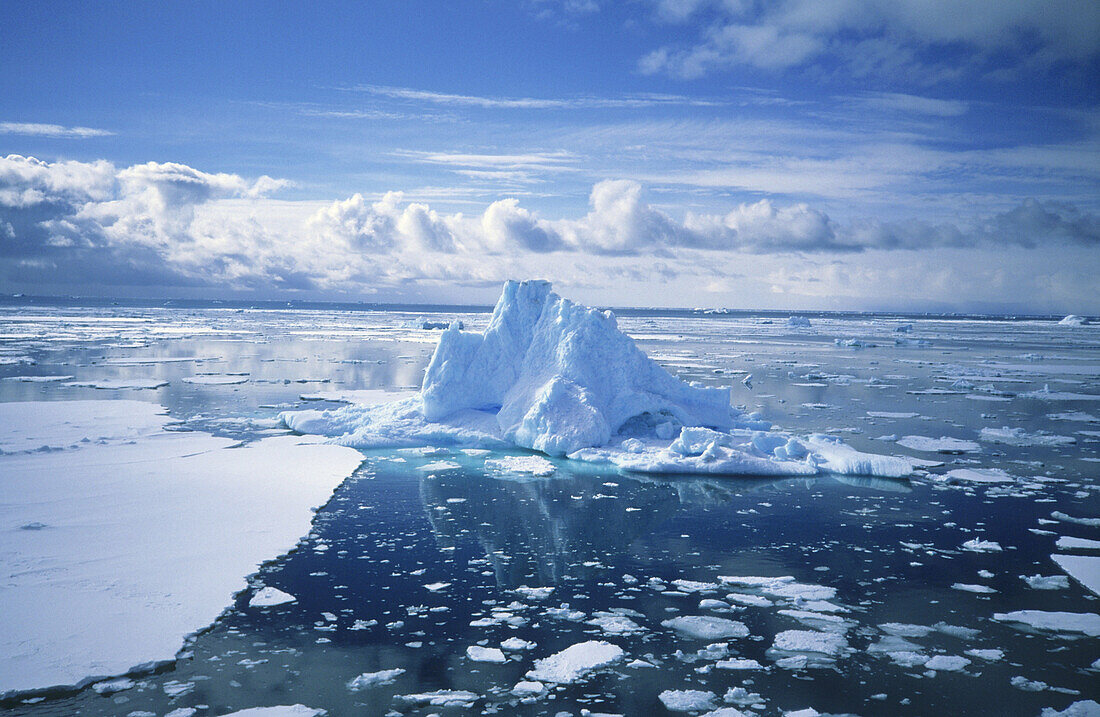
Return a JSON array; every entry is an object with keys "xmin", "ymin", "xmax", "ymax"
[
  {"xmin": 342, "ymin": 84, "xmax": 731, "ymax": 109},
  {"xmin": 0, "ymin": 122, "xmax": 114, "ymax": 138}
]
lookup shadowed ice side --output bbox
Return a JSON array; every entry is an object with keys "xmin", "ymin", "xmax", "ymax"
[{"xmin": 282, "ymin": 280, "xmax": 914, "ymax": 478}]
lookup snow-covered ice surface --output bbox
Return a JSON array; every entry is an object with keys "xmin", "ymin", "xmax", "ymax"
[
  {"xmin": 0, "ymin": 400, "xmax": 363, "ymax": 699},
  {"xmin": 1, "ymin": 294, "xmax": 1098, "ymax": 716}
]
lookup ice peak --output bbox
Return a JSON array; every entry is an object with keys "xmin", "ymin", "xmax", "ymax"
[{"xmin": 419, "ymin": 279, "xmax": 732, "ymax": 455}]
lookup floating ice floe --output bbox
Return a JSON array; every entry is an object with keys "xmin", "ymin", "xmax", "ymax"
[
  {"xmin": 897, "ymin": 435, "xmax": 980, "ymax": 453},
  {"xmin": 1040, "ymin": 701, "xmax": 1100, "ymax": 717},
  {"xmin": 63, "ymin": 378, "xmax": 168, "ymax": 390},
  {"xmin": 466, "ymin": 645, "xmax": 507, "ymax": 663},
  {"xmin": 1056, "ymin": 536, "xmax": 1100, "ymax": 550},
  {"xmin": 249, "ymin": 586, "xmax": 297, "ymax": 607},
  {"xmin": 961, "ymin": 539, "xmax": 1003, "ymax": 552},
  {"xmin": 659, "ymin": 689, "xmax": 719, "ymax": 712},
  {"xmin": 993, "ymin": 610, "xmax": 1100, "ymax": 637},
  {"xmin": 525, "ymin": 640, "xmax": 625, "ymax": 683},
  {"xmin": 662, "ymin": 616, "xmax": 751, "ymax": 640},
  {"xmin": 346, "ymin": 668, "xmax": 405, "ymax": 690},
  {"xmin": 219, "ymin": 707, "xmax": 326, "ymax": 717},
  {"xmin": 1022, "ymin": 574, "xmax": 1070, "ymax": 590},
  {"xmin": 394, "ymin": 690, "xmax": 479, "ymax": 707},
  {"xmin": 281, "ymin": 281, "xmax": 915, "ymax": 479},
  {"xmin": 1051, "ymin": 555, "xmax": 1100, "ymax": 596},
  {"xmin": 979, "ymin": 427, "xmax": 1076, "ymax": 447},
  {"xmin": 1023, "ymin": 386, "xmax": 1100, "ymax": 401},
  {"xmin": 941, "ymin": 468, "xmax": 1014, "ymax": 485},
  {"xmin": 180, "ymin": 374, "xmax": 249, "ymax": 385}
]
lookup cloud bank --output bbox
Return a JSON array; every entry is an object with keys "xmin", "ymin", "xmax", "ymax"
[{"xmin": 2, "ymin": 154, "xmax": 1097, "ymax": 302}]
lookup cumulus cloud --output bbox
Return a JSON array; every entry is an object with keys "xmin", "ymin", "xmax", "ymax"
[
  {"xmin": 2, "ymin": 154, "xmax": 1097, "ymax": 296},
  {"xmin": 640, "ymin": 0, "xmax": 1100, "ymax": 80}
]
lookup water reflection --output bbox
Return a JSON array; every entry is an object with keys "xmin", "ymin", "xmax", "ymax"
[{"xmin": 419, "ymin": 463, "xmax": 911, "ymax": 590}]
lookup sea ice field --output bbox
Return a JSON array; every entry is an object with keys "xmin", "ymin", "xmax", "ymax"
[{"xmin": 0, "ymin": 288, "xmax": 1098, "ymax": 717}]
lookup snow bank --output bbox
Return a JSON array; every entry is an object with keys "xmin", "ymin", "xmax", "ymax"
[
  {"xmin": 0, "ymin": 400, "xmax": 363, "ymax": 698},
  {"xmin": 281, "ymin": 280, "xmax": 914, "ymax": 478}
]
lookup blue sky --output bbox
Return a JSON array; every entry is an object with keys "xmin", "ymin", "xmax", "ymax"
[{"xmin": 1, "ymin": 0, "xmax": 1098, "ymax": 311}]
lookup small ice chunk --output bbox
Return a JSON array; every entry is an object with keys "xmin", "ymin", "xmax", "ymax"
[
  {"xmin": 761, "ymin": 582, "xmax": 837, "ymax": 601},
  {"xmin": 91, "ymin": 677, "xmax": 135, "ymax": 694},
  {"xmin": 525, "ymin": 640, "xmax": 625, "ymax": 683},
  {"xmin": 511, "ymin": 680, "xmax": 545, "ymax": 696},
  {"xmin": 346, "ymin": 668, "xmax": 405, "ymax": 690},
  {"xmin": 394, "ymin": 690, "xmax": 480, "ymax": 707},
  {"xmin": 993, "ymin": 610, "xmax": 1100, "ymax": 637},
  {"xmin": 218, "ymin": 707, "xmax": 326, "ymax": 717},
  {"xmin": 484, "ymin": 455, "xmax": 556, "ymax": 477},
  {"xmin": 965, "ymin": 649, "xmax": 1004, "ymax": 661},
  {"xmin": 1022, "ymin": 574, "xmax": 1070, "ymax": 590},
  {"xmin": 714, "ymin": 658, "xmax": 764, "ymax": 670},
  {"xmin": 980, "ymin": 427, "xmax": 1075, "ymax": 447},
  {"xmin": 661, "ymin": 616, "xmax": 751, "ymax": 640},
  {"xmin": 944, "ymin": 468, "xmax": 1014, "ymax": 484},
  {"xmin": 925, "ymin": 655, "xmax": 970, "ymax": 672},
  {"xmin": 587, "ymin": 612, "xmax": 644, "ymax": 635},
  {"xmin": 770, "ymin": 630, "xmax": 848, "ymax": 657},
  {"xmin": 879, "ymin": 623, "xmax": 934, "ymax": 638},
  {"xmin": 513, "ymin": 585, "xmax": 554, "ymax": 600},
  {"xmin": 952, "ymin": 583, "xmax": 997, "ymax": 594},
  {"xmin": 961, "ymin": 539, "xmax": 1003, "ymax": 552},
  {"xmin": 249, "ymin": 587, "xmax": 297, "ymax": 608},
  {"xmin": 466, "ymin": 645, "xmax": 507, "ymax": 663},
  {"xmin": 1012, "ymin": 676, "xmax": 1049, "ymax": 691},
  {"xmin": 418, "ymin": 460, "xmax": 461, "ymax": 472},
  {"xmin": 897, "ymin": 436, "xmax": 979, "ymax": 454},
  {"xmin": 501, "ymin": 637, "xmax": 535, "ymax": 651},
  {"xmin": 673, "ymin": 579, "xmax": 720, "ymax": 593},
  {"xmin": 659, "ymin": 689, "xmax": 719, "ymax": 712}
]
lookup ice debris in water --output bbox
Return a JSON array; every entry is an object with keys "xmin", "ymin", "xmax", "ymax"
[
  {"xmin": 525, "ymin": 640, "xmax": 625, "ymax": 683},
  {"xmin": 659, "ymin": 689, "xmax": 719, "ymax": 712},
  {"xmin": 249, "ymin": 586, "xmax": 297, "ymax": 608},
  {"xmin": 281, "ymin": 280, "xmax": 914, "ymax": 478},
  {"xmin": 346, "ymin": 668, "xmax": 405, "ymax": 690}
]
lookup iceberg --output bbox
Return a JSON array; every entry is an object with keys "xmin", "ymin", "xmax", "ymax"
[{"xmin": 282, "ymin": 280, "xmax": 914, "ymax": 478}]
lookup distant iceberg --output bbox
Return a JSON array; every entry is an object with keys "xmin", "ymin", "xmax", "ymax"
[
  {"xmin": 1058, "ymin": 314, "xmax": 1089, "ymax": 326},
  {"xmin": 282, "ymin": 280, "xmax": 913, "ymax": 478}
]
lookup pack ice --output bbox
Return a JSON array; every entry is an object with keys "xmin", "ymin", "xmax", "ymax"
[{"xmin": 282, "ymin": 280, "xmax": 913, "ymax": 478}]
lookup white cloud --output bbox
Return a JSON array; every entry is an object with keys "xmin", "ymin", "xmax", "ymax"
[
  {"xmin": 845, "ymin": 91, "xmax": 968, "ymax": 117},
  {"xmin": 0, "ymin": 122, "xmax": 114, "ymax": 138},
  {"xmin": 2, "ymin": 154, "xmax": 1097, "ymax": 310},
  {"xmin": 347, "ymin": 85, "xmax": 728, "ymax": 109},
  {"xmin": 640, "ymin": 0, "xmax": 1100, "ymax": 80}
]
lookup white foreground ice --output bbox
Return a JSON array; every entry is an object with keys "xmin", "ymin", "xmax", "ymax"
[
  {"xmin": 525, "ymin": 640, "xmax": 625, "ymax": 683},
  {"xmin": 281, "ymin": 280, "xmax": 914, "ymax": 479},
  {"xmin": 0, "ymin": 400, "xmax": 363, "ymax": 698}
]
